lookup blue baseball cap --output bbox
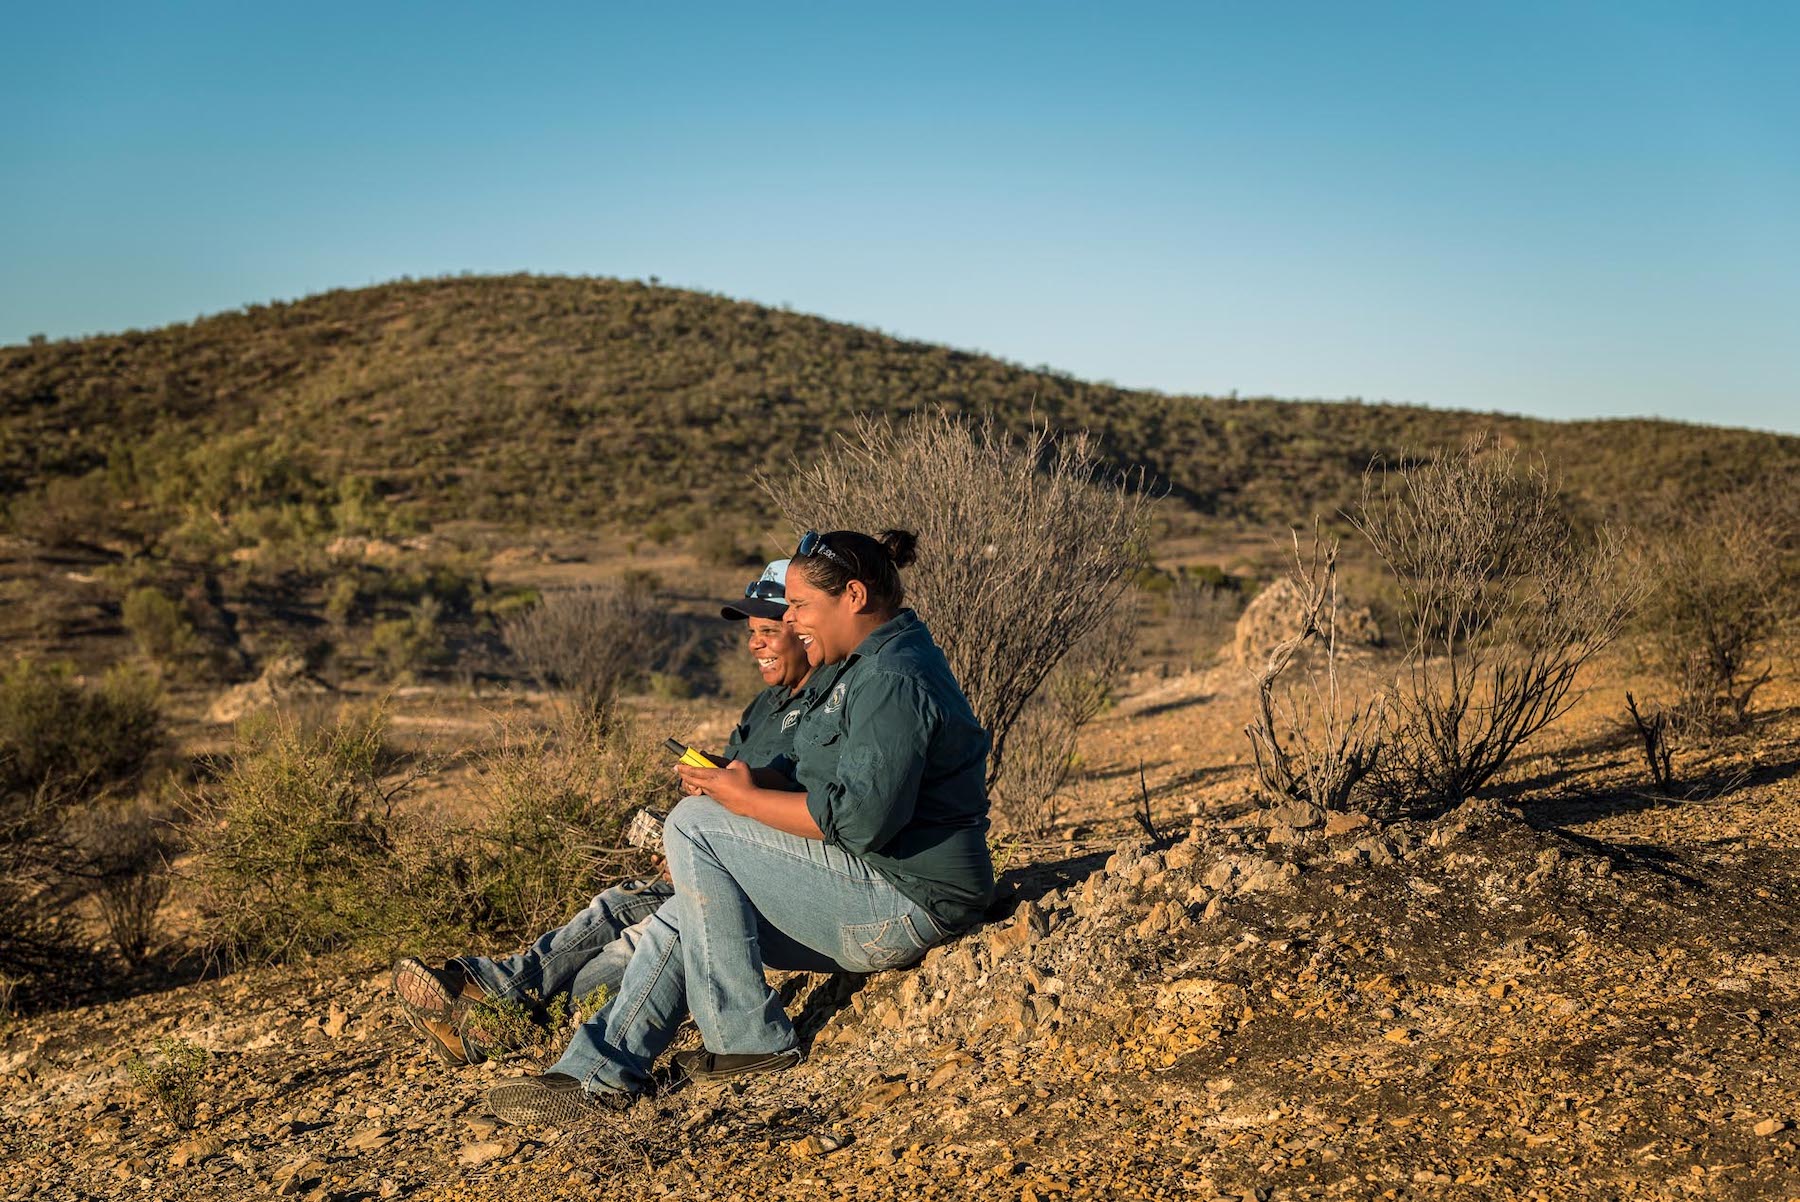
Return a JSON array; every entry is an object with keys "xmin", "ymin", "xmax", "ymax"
[{"xmin": 721, "ymin": 559, "xmax": 791, "ymax": 621}]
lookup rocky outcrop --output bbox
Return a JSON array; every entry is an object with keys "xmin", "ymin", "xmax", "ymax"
[
  {"xmin": 1232, "ymin": 577, "xmax": 1381, "ymax": 667},
  {"xmin": 206, "ymin": 655, "xmax": 328, "ymax": 725}
]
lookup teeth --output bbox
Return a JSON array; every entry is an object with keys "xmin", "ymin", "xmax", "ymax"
[{"xmin": 756, "ymin": 658, "xmax": 776, "ymax": 668}]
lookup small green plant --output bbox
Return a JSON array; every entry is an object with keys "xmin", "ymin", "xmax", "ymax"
[
  {"xmin": 988, "ymin": 832, "xmax": 1022, "ymax": 876},
  {"xmin": 462, "ymin": 993, "xmax": 553, "ymax": 1061},
  {"xmin": 125, "ymin": 1037, "xmax": 211, "ymax": 1129},
  {"xmin": 463, "ymin": 984, "xmax": 615, "ymax": 1066},
  {"xmin": 570, "ymin": 983, "xmax": 612, "ymax": 1026}
]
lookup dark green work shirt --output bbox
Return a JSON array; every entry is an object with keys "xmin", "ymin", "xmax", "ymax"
[
  {"xmin": 722, "ymin": 681, "xmax": 815, "ymax": 771},
  {"xmin": 792, "ymin": 609, "xmax": 994, "ymax": 933}
]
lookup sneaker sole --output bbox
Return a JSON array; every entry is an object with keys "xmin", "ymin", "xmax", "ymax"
[
  {"xmin": 392, "ymin": 959, "xmax": 485, "ymax": 1067},
  {"xmin": 393, "ymin": 958, "xmax": 458, "ymax": 1016},
  {"xmin": 486, "ymin": 1080, "xmax": 628, "ymax": 1127}
]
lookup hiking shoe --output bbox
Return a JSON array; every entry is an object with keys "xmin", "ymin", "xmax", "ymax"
[
  {"xmin": 391, "ymin": 957, "xmax": 488, "ymax": 1067},
  {"xmin": 672, "ymin": 1047, "xmax": 804, "ymax": 1082},
  {"xmin": 486, "ymin": 1073, "xmax": 635, "ymax": 1128}
]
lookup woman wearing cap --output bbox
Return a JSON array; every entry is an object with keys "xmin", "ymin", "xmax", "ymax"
[
  {"xmin": 487, "ymin": 529, "xmax": 993, "ymax": 1125},
  {"xmin": 391, "ymin": 559, "xmax": 818, "ymax": 1067}
]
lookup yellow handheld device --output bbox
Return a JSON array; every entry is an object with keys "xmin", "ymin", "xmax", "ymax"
[{"xmin": 664, "ymin": 738, "xmax": 725, "ymax": 769}]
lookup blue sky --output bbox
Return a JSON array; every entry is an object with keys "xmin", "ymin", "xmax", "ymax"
[{"xmin": 4, "ymin": 2, "xmax": 1797, "ymax": 432}]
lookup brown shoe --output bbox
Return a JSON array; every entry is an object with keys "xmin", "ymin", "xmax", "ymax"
[
  {"xmin": 392, "ymin": 958, "xmax": 489, "ymax": 1066},
  {"xmin": 672, "ymin": 1047, "xmax": 803, "ymax": 1082}
]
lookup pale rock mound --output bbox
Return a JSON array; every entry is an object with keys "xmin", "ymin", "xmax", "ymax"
[
  {"xmin": 207, "ymin": 655, "xmax": 328, "ymax": 725},
  {"xmin": 1232, "ymin": 577, "xmax": 1381, "ymax": 667}
]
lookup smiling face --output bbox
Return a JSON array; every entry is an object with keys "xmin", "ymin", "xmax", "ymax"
[
  {"xmin": 784, "ymin": 568, "xmax": 874, "ymax": 664},
  {"xmin": 745, "ymin": 615, "xmax": 810, "ymax": 689}
]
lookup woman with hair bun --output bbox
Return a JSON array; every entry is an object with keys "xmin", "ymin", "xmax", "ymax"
[{"xmin": 486, "ymin": 528, "xmax": 994, "ymax": 1126}]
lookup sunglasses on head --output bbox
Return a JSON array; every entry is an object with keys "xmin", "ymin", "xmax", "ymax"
[
  {"xmin": 795, "ymin": 530, "xmax": 853, "ymax": 570},
  {"xmin": 743, "ymin": 577, "xmax": 786, "ymax": 601}
]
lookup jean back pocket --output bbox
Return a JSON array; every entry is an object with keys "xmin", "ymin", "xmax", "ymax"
[{"xmin": 842, "ymin": 912, "xmax": 929, "ymax": 972}]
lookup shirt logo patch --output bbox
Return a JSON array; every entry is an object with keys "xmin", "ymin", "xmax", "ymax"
[
  {"xmin": 823, "ymin": 682, "xmax": 847, "ymax": 714},
  {"xmin": 781, "ymin": 710, "xmax": 801, "ymax": 731}
]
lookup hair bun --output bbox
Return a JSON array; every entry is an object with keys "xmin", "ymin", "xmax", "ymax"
[{"xmin": 877, "ymin": 529, "xmax": 918, "ymax": 570}]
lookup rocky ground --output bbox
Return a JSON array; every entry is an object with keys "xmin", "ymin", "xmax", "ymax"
[{"xmin": 4, "ymin": 662, "xmax": 1799, "ymax": 1201}]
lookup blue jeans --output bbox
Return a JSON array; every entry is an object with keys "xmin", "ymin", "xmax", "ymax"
[
  {"xmin": 548, "ymin": 796, "xmax": 947, "ymax": 1095},
  {"xmin": 456, "ymin": 878, "xmax": 675, "ymax": 1008}
]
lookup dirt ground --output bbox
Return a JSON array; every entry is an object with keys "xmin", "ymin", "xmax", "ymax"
[{"xmin": 3, "ymin": 644, "xmax": 1798, "ymax": 1201}]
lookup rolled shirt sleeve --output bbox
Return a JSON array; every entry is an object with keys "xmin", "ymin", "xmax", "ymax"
[{"xmin": 804, "ymin": 670, "xmax": 936, "ymax": 856}]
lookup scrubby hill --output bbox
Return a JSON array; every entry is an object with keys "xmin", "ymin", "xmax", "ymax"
[{"xmin": 4, "ymin": 273, "xmax": 1795, "ymax": 542}]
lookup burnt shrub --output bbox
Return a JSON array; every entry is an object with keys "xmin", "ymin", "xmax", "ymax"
[
  {"xmin": 1243, "ymin": 526, "xmax": 1385, "ymax": 813},
  {"xmin": 78, "ymin": 796, "xmax": 176, "ymax": 967},
  {"xmin": 1350, "ymin": 439, "xmax": 1636, "ymax": 812}
]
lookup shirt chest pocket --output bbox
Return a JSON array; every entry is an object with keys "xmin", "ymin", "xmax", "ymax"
[{"xmin": 794, "ymin": 717, "xmax": 844, "ymax": 780}]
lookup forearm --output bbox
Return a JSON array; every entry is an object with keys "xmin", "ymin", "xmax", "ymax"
[
  {"xmin": 748, "ymin": 766, "xmax": 798, "ymax": 790},
  {"xmin": 730, "ymin": 786, "xmax": 825, "ymax": 840}
]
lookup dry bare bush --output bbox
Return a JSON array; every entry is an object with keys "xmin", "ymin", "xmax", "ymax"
[
  {"xmin": 501, "ymin": 581, "xmax": 662, "ymax": 723},
  {"xmin": 73, "ymin": 796, "xmax": 175, "ymax": 967},
  {"xmin": 1169, "ymin": 574, "xmax": 1242, "ymax": 666},
  {"xmin": 0, "ymin": 781, "xmax": 81, "ymax": 987},
  {"xmin": 1631, "ymin": 487, "xmax": 1792, "ymax": 736},
  {"xmin": 1242, "ymin": 525, "xmax": 1384, "ymax": 812},
  {"xmin": 1, "ymin": 662, "xmax": 165, "ymax": 992},
  {"xmin": 994, "ymin": 597, "xmax": 1137, "ymax": 835},
  {"xmin": 1351, "ymin": 439, "xmax": 1636, "ymax": 812},
  {"xmin": 760, "ymin": 410, "xmax": 1154, "ymax": 788}
]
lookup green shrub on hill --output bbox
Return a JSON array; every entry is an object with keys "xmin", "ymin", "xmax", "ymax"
[
  {"xmin": 121, "ymin": 587, "xmax": 202, "ymax": 672},
  {"xmin": 0, "ymin": 660, "xmax": 163, "ymax": 803},
  {"xmin": 183, "ymin": 704, "xmax": 447, "ymax": 965},
  {"xmin": 186, "ymin": 704, "xmax": 665, "ymax": 966}
]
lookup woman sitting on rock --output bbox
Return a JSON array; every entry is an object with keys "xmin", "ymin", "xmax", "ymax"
[
  {"xmin": 390, "ymin": 558, "xmax": 819, "ymax": 1066},
  {"xmin": 486, "ymin": 528, "xmax": 994, "ymax": 1125}
]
